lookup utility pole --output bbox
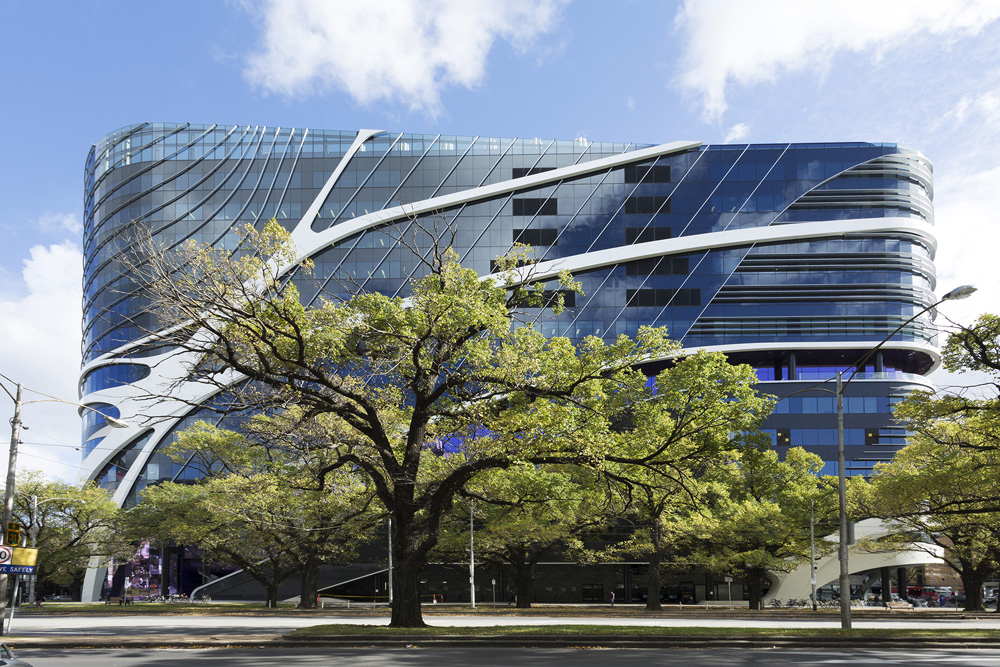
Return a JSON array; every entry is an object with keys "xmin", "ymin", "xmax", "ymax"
[{"xmin": 0, "ymin": 384, "xmax": 23, "ymax": 635}]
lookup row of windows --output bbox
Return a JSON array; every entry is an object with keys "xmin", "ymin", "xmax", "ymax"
[
  {"xmin": 773, "ymin": 395, "xmax": 891, "ymax": 414},
  {"xmin": 513, "ymin": 198, "xmax": 558, "ymax": 216},
  {"xmin": 624, "ymin": 196, "xmax": 671, "ymax": 215},
  {"xmin": 626, "ymin": 257, "xmax": 690, "ymax": 276},
  {"xmin": 625, "ymin": 164, "xmax": 671, "ymax": 183},
  {"xmin": 770, "ymin": 428, "xmax": 877, "ymax": 447},
  {"xmin": 514, "ymin": 228, "xmax": 557, "ymax": 246},
  {"xmin": 626, "ymin": 288, "xmax": 701, "ymax": 307},
  {"xmin": 82, "ymin": 364, "xmax": 150, "ymax": 395},
  {"xmin": 512, "ymin": 166, "xmax": 554, "ymax": 179},
  {"xmin": 625, "ymin": 226, "xmax": 672, "ymax": 244}
]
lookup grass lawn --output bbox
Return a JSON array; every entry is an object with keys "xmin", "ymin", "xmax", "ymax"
[{"xmin": 288, "ymin": 624, "xmax": 1000, "ymax": 638}]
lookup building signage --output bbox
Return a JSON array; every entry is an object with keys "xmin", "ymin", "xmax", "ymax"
[{"xmin": 0, "ymin": 546, "xmax": 38, "ymax": 574}]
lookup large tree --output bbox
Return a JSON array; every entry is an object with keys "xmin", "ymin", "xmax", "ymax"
[
  {"xmin": 10, "ymin": 472, "xmax": 128, "ymax": 599},
  {"xmin": 435, "ymin": 464, "xmax": 610, "ymax": 608},
  {"xmin": 127, "ymin": 476, "xmax": 298, "ymax": 607},
  {"xmin": 692, "ymin": 446, "xmax": 836, "ymax": 610},
  {"xmin": 854, "ymin": 417, "xmax": 1000, "ymax": 611},
  {"xmin": 128, "ymin": 414, "xmax": 379, "ymax": 608},
  {"xmin": 132, "ymin": 221, "xmax": 675, "ymax": 626},
  {"xmin": 603, "ymin": 351, "xmax": 776, "ymax": 611}
]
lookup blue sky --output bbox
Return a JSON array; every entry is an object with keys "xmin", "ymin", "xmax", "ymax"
[{"xmin": 2, "ymin": 0, "xmax": 999, "ymax": 481}]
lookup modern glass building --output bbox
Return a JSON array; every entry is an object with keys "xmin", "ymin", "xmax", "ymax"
[{"xmin": 80, "ymin": 123, "xmax": 939, "ymax": 597}]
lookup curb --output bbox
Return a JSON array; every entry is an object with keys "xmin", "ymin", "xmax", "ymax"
[{"xmin": 10, "ymin": 634, "xmax": 1000, "ymax": 650}]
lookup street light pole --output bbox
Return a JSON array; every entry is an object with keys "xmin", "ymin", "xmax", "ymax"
[
  {"xmin": 836, "ymin": 371, "xmax": 850, "ymax": 628},
  {"xmin": 810, "ymin": 499, "xmax": 817, "ymax": 613},
  {"xmin": 832, "ymin": 284, "xmax": 976, "ymax": 629}
]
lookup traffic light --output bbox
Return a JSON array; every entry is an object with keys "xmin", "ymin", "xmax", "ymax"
[{"xmin": 5, "ymin": 522, "xmax": 20, "ymax": 547}]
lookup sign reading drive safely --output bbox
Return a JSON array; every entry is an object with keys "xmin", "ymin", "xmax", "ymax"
[{"xmin": 0, "ymin": 546, "xmax": 38, "ymax": 574}]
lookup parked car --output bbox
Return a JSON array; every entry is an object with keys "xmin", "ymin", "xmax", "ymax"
[{"xmin": 0, "ymin": 643, "xmax": 33, "ymax": 666}]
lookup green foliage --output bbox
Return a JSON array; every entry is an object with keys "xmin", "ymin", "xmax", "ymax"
[
  {"xmin": 855, "ymin": 418, "xmax": 1000, "ymax": 610},
  {"xmin": 127, "ymin": 409, "xmax": 380, "ymax": 607},
  {"xmin": 598, "ymin": 351, "xmax": 780, "ymax": 609},
  {"xmin": 697, "ymin": 447, "xmax": 836, "ymax": 572},
  {"xmin": 436, "ymin": 464, "xmax": 610, "ymax": 607},
  {"xmin": 9, "ymin": 471, "xmax": 128, "ymax": 591},
  {"xmin": 136, "ymin": 220, "xmax": 680, "ymax": 626}
]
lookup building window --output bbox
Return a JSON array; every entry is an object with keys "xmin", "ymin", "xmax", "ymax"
[
  {"xmin": 624, "ymin": 164, "xmax": 671, "ymax": 183},
  {"xmin": 512, "ymin": 166, "xmax": 554, "ymax": 179},
  {"xmin": 513, "ymin": 228, "xmax": 558, "ymax": 246},
  {"xmin": 513, "ymin": 198, "xmax": 558, "ymax": 216},
  {"xmin": 625, "ymin": 257, "xmax": 688, "ymax": 275},
  {"xmin": 625, "ymin": 196, "xmax": 671, "ymax": 215},
  {"xmin": 626, "ymin": 288, "xmax": 700, "ymax": 307},
  {"xmin": 626, "ymin": 226, "xmax": 672, "ymax": 244}
]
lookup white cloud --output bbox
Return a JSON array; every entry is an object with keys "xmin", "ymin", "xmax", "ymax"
[
  {"xmin": 936, "ymin": 90, "xmax": 1000, "ymax": 129},
  {"xmin": 38, "ymin": 212, "xmax": 82, "ymax": 236},
  {"xmin": 0, "ymin": 242, "xmax": 86, "ymax": 483},
  {"xmin": 244, "ymin": 0, "xmax": 568, "ymax": 114},
  {"xmin": 723, "ymin": 122, "xmax": 749, "ymax": 143},
  {"xmin": 931, "ymin": 162, "xmax": 1000, "ymax": 329},
  {"xmin": 675, "ymin": 0, "xmax": 1000, "ymax": 122}
]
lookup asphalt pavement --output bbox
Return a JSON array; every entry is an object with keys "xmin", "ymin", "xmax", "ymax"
[{"xmin": 5, "ymin": 605, "xmax": 1000, "ymax": 650}]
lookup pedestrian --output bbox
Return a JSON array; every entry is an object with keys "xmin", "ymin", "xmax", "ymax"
[{"xmin": 610, "ymin": 591, "xmax": 615, "ymax": 607}]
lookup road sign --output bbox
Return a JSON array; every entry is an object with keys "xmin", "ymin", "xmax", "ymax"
[
  {"xmin": 5, "ymin": 522, "xmax": 20, "ymax": 546},
  {"xmin": 0, "ymin": 547, "xmax": 37, "ymax": 574}
]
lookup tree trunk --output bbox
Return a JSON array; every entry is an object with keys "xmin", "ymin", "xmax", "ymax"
[
  {"xmin": 646, "ymin": 521, "xmax": 664, "ymax": 611},
  {"xmin": 959, "ymin": 564, "xmax": 986, "ymax": 612},
  {"xmin": 746, "ymin": 567, "xmax": 767, "ymax": 611},
  {"xmin": 389, "ymin": 554, "xmax": 426, "ymax": 627},
  {"xmin": 266, "ymin": 584, "xmax": 279, "ymax": 608},
  {"xmin": 880, "ymin": 567, "xmax": 892, "ymax": 607},
  {"xmin": 298, "ymin": 549, "xmax": 319, "ymax": 609},
  {"xmin": 513, "ymin": 559, "xmax": 534, "ymax": 609}
]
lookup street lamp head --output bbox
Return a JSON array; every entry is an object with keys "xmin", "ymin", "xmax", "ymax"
[
  {"xmin": 942, "ymin": 285, "xmax": 977, "ymax": 301},
  {"xmin": 106, "ymin": 416, "xmax": 129, "ymax": 429}
]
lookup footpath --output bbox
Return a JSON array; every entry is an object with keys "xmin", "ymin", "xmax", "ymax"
[{"xmin": 6, "ymin": 604, "xmax": 1000, "ymax": 651}]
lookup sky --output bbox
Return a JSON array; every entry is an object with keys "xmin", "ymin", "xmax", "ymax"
[{"xmin": 1, "ymin": 0, "xmax": 998, "ymax": 483}]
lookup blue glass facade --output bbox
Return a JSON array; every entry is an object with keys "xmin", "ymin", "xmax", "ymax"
[{"xmin": 81, "ymin": 124, "xmax": 938, "ymax": 502}]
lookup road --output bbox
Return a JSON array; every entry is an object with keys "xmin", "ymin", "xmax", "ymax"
[
  {"xmin": 10, "ymin": 612, "xmax": 1000, "ymax": 636},
  {"xmin": 12, "ymin": 647, "xmax": 1000, "ymax": 667}
]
